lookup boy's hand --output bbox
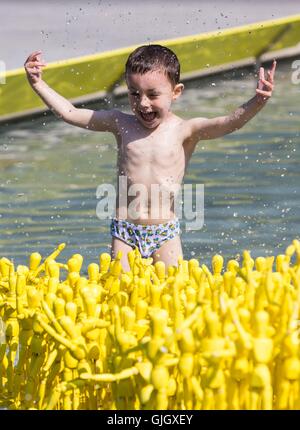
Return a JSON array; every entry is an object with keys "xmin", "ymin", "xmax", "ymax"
[
  {"xmin": 24, "ymin": 51, "xmax": 47, "ymax": 87},
  {"xmin": 186, "ymin": 60, "xmax": 277, "ymax": 143},
  {"xmin": 255, "ymin": 60, "xmax": 276, "ymax": 103}
]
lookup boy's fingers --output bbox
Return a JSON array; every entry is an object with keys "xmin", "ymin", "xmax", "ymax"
[
  {"xmin": 260, "ymin": 77, "xmax": 273, "ymax": 88},
  {"xmin": 25, "ymin": 63, "xmax": 46, "ymax": 71},
  {"xmin": 256, "ymin": 88, "xmax": 271, "ymax": 97},
  {"xmin": 257, "ymin": 77, "xmax": 265, "ymax": 90},
  {"xmin": 270, "ymin": 60, "xmax": 277, "ymax": 80},
  {"xmin": 26, "ymin": 66, "xmax": 41, "ymax": 72},
  {"xmin": 25, "ymin": 65, "xmax": 44, "ymax": 72},
  {"xmin": 27, "ymin": 62, "xmax": 46, "ymax": 67},
  {"xmin": 30, "ymin": 50, "xmax": 42, "ymax": 58},
  {"xmin": 26, "ymin": 69, "xmax": 40, "ymax": 76},
  {"xmin": 259, "ymin": 67, "xmax": 265, "ymax": 80},
  {"xmin": 27, "ymin": 51, "xmax": 41, "ymax": 61},
  {"xmin": 24, "ymin": 51, "xmax": 42, "ymax": 64},
  {"xmin": 267, "ymin": 70, "xmax": 274, "ymax": 84}
]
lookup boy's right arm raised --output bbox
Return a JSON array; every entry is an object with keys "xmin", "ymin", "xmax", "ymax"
[{"xmin": 24, "ymin": 51, "xmax": 119, "ymax": 133}]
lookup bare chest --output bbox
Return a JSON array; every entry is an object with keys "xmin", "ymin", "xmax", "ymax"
[{"xmin": 119, "ymin": 130, "xmax": 184, "ymax": 169}]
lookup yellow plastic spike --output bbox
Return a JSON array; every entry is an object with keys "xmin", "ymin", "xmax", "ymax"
[
  {"xmin": 154, "ymin": 261, "xmax": 166, "ymax": 282},
  {"xmin": 67, "ymin": 257, "xmax": 81, "ymax": 274},
  {"xmin": 151, "ymin": 365, "xmax": 169, "ymax": 390},
  {"xmin": 47, "ymin": 261, "xmax": 60, "ymax": 279},
  {"xmin": 276, "ymin": 255, "xmax": 287, "ymax": 273},
  {"xmin": 2, "ymin": 239, "xmax": 300, "ymax": 410},
  {"xmin": 227, "ymin": 259, "xmax": 239, "ymax": 274},
  {"xmin": 249, "ymin": 310, "xmax": 273, "ymax": 410},
  {"xmin": 99, "ymin": 253, "xmax": 111, "ymax": 274},
  {"xmin": 212, "ymin": 254, "xmax": 224, "ymax": 275},
  {"xmin": 136, "ymin": 299, "xmax": 148, "ymax": 320},
  {"xmin": 255, "ymin": 256, "xmax": 267, "ymax": 272},
  {"xmin": 29, "ymin": 252, "xmax": 42, "ymax": 271},
  {"xmin": 88, "ymin": 263, "xmax": 100, "ymax": 282},
  {"xmin": 111, "ymin": 260, "xmax": 123, "ymax": 277}
]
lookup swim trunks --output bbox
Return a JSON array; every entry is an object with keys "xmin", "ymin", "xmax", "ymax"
[{"xmin": 110, "ymin": 217, "xmax": 180, "ymax": 258}]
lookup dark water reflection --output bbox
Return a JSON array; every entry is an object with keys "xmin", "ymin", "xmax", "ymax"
[{"xmin": 0, "ymin": 60, "xmax": 299, "ymax": 272}]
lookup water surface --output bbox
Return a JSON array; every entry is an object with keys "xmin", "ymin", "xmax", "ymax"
[{"xmin": 0, "ymin": 60, "xmax": 299, "ymax": 271}]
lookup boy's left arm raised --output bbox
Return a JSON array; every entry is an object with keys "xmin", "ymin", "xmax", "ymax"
[
  {"xmin": 24, "ymin": 51, "xmax": 119, "ymax": 134},
  {"xmin": 187, "ymin": 60, "xmax": 276, "ymax": 141}
]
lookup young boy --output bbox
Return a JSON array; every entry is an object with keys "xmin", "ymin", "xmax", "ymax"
[{"xmin": 24, "ymin": 45, "xmax": 276, "ymax": 271}]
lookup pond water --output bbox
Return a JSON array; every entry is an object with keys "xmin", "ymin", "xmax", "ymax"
[{"xmin": 0, "ymin": 59, "xmax": 299, "ymax": 272}]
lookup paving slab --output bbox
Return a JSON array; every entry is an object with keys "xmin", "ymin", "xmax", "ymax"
[{"xmin": 1, "ymin": 0, "xmax": 300, "ymax": 71}]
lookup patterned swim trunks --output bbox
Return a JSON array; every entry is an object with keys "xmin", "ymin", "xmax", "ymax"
[{"xmin": 110, "ymin": 217, "xmax": 181, "ymax": 258}]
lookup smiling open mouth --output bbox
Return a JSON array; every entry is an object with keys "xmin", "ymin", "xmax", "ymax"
[{"xmin": 140, "ymin": 111, "xmax": 157, "ymax": 122}]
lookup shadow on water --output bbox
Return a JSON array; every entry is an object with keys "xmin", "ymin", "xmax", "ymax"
[{"xmin": 0, "ymin": 59, "xmax": 299, "ymax": 271}]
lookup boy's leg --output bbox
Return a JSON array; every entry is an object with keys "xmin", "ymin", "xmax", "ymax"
[
  {"xmin": 111, "ymin": 236, "xmax": 133, "ymax": 272},
  {"xmin": 152, "ymin": 236, "xmax": 183, "ymax": 268}
]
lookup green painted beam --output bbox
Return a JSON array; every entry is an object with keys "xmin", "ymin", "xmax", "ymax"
[{"xmin": 1, "ymin": 14, "xmax": 300, "ymax": 121}]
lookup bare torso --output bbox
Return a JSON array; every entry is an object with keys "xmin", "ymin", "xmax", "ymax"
[{"xmin": 113, "ymin": 111, "xmax": 196, "ymax": 224}]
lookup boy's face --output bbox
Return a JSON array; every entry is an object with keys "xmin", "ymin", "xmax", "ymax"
[{"xmin": 126, "ymin": 69, "xmax": 183, "ymax": 129}]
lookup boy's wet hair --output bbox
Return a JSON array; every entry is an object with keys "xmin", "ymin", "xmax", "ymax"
[{"xmin": 125, "ymin": 44, "xmax": 180, "ymax": 86}]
